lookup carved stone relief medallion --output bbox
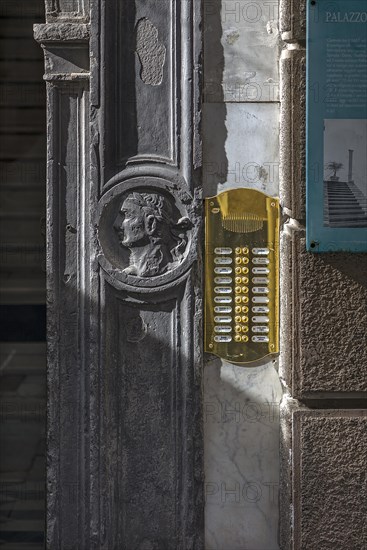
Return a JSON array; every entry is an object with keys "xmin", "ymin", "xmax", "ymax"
[{"xmin": 97, "ymin": 177, "xmax": 197, "ymax": 290}]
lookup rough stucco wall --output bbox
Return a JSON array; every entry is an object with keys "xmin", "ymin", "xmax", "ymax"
[
  {"xmin": 297, "ymin": 237, "xmax": 367, "ymax": 396},
  {"xmin": 281, "ymin": 230, "xmax": 367, "ymax": 397},
  {"xmin": 294, "ymin": 411, "xmax": 367, "ymax": 550},
  {"xmin": 279, "ymin": 0, "xmax": 367, "ymax": 548}
]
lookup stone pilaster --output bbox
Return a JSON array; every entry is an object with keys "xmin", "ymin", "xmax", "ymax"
[
  {"xmin": 36, "ymin": 1, "xmax": 204, "ymax": 547},
  {"xmin": 279, "ymin": 1, "xmax": 367, "ymax": 548}
]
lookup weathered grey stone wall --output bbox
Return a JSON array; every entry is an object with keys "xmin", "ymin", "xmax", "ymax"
[
  {"xmin": 36, "ymin": 1, "xmax": 204, "ymax": 548},
  {"xmin": 279, "ymin": 1, "xmax": 367, "ymax": 548}
]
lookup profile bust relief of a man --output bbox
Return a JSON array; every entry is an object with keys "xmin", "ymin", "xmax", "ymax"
[{"xmin": 114, "ymin": 192, "xmax": 190, "ymax": 277}]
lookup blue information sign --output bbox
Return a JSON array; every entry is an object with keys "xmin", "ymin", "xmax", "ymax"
[{"xmin": 307, "ymin": 0, "xmax": 367, "ymax": 252}]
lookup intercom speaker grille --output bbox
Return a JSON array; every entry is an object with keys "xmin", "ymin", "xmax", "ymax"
[{"xmin": 222, "ymin": 213, "xmax": 264, "ymax": 233}]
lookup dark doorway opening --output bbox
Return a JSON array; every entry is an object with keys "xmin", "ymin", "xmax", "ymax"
[{"xmin": 0, "ymin": 1, "xmax": 46, "ymax": 547}]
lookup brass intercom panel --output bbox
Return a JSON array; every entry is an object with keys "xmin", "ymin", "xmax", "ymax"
[{"xmin": 204, "ymin": 188, "xmax": 280, "ymax": 366}]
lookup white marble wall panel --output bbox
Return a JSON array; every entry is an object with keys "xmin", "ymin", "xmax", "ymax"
[
  {"xmin": 204, "ymin": 360, "xmax": 282, "ymax": 550},
  {"xmin": 203, "ymin": 103, "xmax": 279, "ymax": 196},
  {"xmin": 203, "ymin": 0, "xmax": 281, "ymax": 547},
  {"xmin": 204, "ymin": 0, "xmax": 280, "ymax": 102}
]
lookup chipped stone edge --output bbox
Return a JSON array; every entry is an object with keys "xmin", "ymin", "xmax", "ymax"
[
  {"xmin": 44, "ymin": 0, "xmax": 90, "ymax": 23},
  {"xmin": 43, "ymin": 73, "xmax": 90, "ymax": 82},
  {"xmin": 279, "ymin": 0, "xmax": 306, "ymax": 43},
  {"xmin": 34, "ymin": 23, "xmax": 90, "ymax": 43},
  {"xmin": 34, "ymin": 23, "xmax": 90, "ymax": 82},
  {"xmin": 279, "ymin": 0, "xmax": 307, "ymax": 537},
  {"xmin": 279, "ymin": 396, "xmax": 304, "ymax": 550},
  {"xmin": 279, "ymin": 47, "xmax": 306, "ymax": 221}
]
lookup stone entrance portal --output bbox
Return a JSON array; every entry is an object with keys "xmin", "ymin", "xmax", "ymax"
[{"xmin": 35, "ymin": 1, "xmax": 203, "ymax": 547}]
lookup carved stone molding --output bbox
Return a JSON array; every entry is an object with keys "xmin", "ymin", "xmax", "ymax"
[
  {"xmin": 40, "ymin": 0, "xmax": 203, "ymax": 546},
  {"xmin": 45, "ymin": 0, "xmax": 89, "ymax": 23},
  {"xmin": 34, "ymin": 23, "xmax": 90, "ymax": 81},
  {"xmin": 34, "ymin": 23, "xmax": 90, "ymax": 43}
]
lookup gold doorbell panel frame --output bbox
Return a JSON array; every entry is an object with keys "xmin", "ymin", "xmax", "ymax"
[{"xmin": 204, "ymin": 188, "xmax": 280, "ymax": 366}]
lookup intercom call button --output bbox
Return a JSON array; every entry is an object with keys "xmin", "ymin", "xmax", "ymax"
[
  {"xmin": 252, "ymin": 326, "xmax": 269, "ymax": 333},
  {"xmin": 252, "ymin": 248, "xmax": 269, "ymax": 255},
  {"xmin": 214, "ymin": 277, "xmax": 232, "ymax": 284},
  {"xmin": 214, "ymin": 247, "xmax": 233, "ymax": 255},
  {"xmin": 252, "ymin": 316, "xmax": 269, "ymax": 323},
  {"xmin": 215, "ymin": 257, "xmax": 232, "ymax": 265},
  {"xmin": 252, "ymin": 296, "xmax": 269, "ymax": 303},
  {"xmin": 253, "ymin": 287, "xmax": 269, "ymax": 294},
  {"xmin": 214, "ymin": 335, "xmax": 232, "ymax": 343},
  {"xmin": 214, "ymin": 326, "xmax": 231, "ymax": 333},
  {"xmin": 214, "ymin": 286, "xmax": 232, "ymax": 294},
  {"xmin": 252, "ymin": 257, "xmax": 269, "ymax": 265},
  {"xmin": 252, "ymin": 306, "xmax": 269, "ymax": 313},
  {"xmin": 252, "ymin": 267, "xmax": 269, "ymax": 274},
  {"xmin": 214, "ymin": 306, "xmax": 232, "ymax": 313},
  {"xmin": 252, "ymin": 336, "xmax": 269, "ymax": 343},
  {"xmin": 214, "ymin": 267, "xmax": 232, "ymax": 274},
  {"xmin": 214, "ymin": 316, "xmax": 232, "ymax": 323},
  {"xmin": 252, "ymin": 277, "xmax": 269, "ymax": 285},
  {"xmin": 214, "ymin": 296, "xmax": 232, "ymax": 303}
]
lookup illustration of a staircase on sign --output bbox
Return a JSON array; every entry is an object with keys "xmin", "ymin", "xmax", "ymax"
[{"xmin": 324, "ymin": 149, "xmax": 367, "ymax": 228}]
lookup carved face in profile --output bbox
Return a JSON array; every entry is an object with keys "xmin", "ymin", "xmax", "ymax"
[
  {"xmin": 116, "ymin": 198, "xmax": 155, "ymax": 247},
  {"xmin": 113, "ymin": 192, "xmax": 190, "ymax": 278}
]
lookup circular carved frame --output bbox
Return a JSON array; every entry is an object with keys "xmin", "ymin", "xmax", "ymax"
[{"xmin": 97, "ymin": 177, "xmax": 198, "ymax": 290}]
